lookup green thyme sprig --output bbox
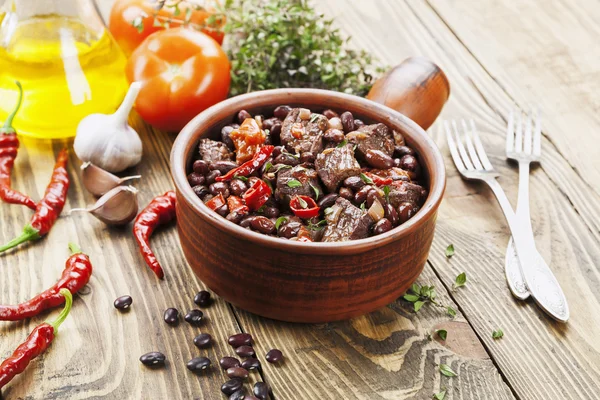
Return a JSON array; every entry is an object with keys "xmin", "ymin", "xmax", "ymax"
[{"xmin": 403, "ymin": 283, "xmax": 457, "ymax": 317}]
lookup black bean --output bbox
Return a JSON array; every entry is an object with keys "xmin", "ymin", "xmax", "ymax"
[
  {"xmin": 184, "ymin": 309, "xmax": 204, "ymax": 326},
  {"xmin": 354, "ymin": 185, "xmax": 372, "ymax": 205},
  {"xmin": 240, "ymin": 216, "xmax": 258, "ymax": 228},
  {"xmin": 263, "ymin": 206, "xmax": 280, "ymax": 219},
  {"xmin": 222, "ymin": 379, "xmax": 244, "ymax": 396},
  {"xmin": 278, "ymin": 220, "xmax": 301, "ymax": 238},
  {"xmin": 209, "ymin": 182, "xmax": 230, "ymax": 198},
  {"xmin": 253, "ymin": 382, "xmax": 270, "ymax": 400},
  {"xmin": 241, "ymin": 358, "xmax": 261, "ymax": 370},
  {"xmin": 385, "ymin": 203, "xmax": 399, "ymax": 226},
  {"xmin": 219, "ymin": 356, "xmax": 241, "ymax": 370},
  {"xmin": 265, "ymin": 349, "xmax": 283, "ymax": 364},
  {"xmin": 398, "ymin": 202, "xmax": 416, "ymax": 224},
  {"xmin": 318, "ymin": 193, "xmax": 338, "ymax": 209},
  {"xmin": 221, "ymin": 125, "xmax": 238, "ymax": 150},
  {"xmin": 365, "ymin": 149, "xmax": 394, "ymax": 169},
  {"xmin": 187, "ymin": 356, "xmax": 211, "ymax": 374},
  {"xmin": 299, "ymin": 151, "xmax": 315, "ymax": 164},
  {"xmin": 163, "ymin": 308, "xmax": 179, "ymax": 325},
  {"xmin": 244, "ymin": 396, "xmax": 260, "ymax": 400},
  {"xmin": 194, "ymin": 290, "xmax": 211, "ymax": 307},
  {"xmin": 323, "ymin": 109, "xmax": 339, "ymax": 119},
  {"xmin": 272, "ymin": 146, "xmax": 284, "ymax": 158},
  {"xmin": 230, "ymin": 179, "xmax": 248, "ymax": 196},
  {"xmin": 354, "ymin": 119, "xmax": 365, "ymax": 128},
  {"xmin": 216, "ymin": 204, "xmax": 229, "ymax": 217},
  {"xmin": 399, "ymin": 154, "xmax": 421, "ymax": 178},
  {"xmin": 228, "ymin": 333, "xmax": 253, "ymax": 347},
  {"xmin": 140, "ymin": 352, "xmax": 165, "ymax": 367},
  {"xmin": 235, "ymin": 345, "xmax": 255, "ymax": 358},
  {"xmin": 373, "ymin": 218, "xmax": 393, "ymax": 235},
  {"xmin": 250, "ymin": 216, "xmax": 275, "ymax": 234},
  {"xmin": 229, "ymin": 389, "xmax": 248, "ymax": 400},
  {"xmin": 273, "ymin": 153, "xmax": 300, "ymax": 166},
  {"xmin": 340, "ymin": 111, "xmax": 355, "ymax": 132},
  {"xmin": 210, "ymin": 161, "xmax": 238, "ymax": 175},
  {"xmin": 227, "ymin": 367, "xmax": 249, "ymax": 380},
  {"xmin": 343, "ymin": 176, "xmax": 365, "ymax": 191},
  {"xmin": 226, "ymin": 211, "xmax": 245, "ymax": 224},
  {"xmin": 366, "ymin": 189, "xmax": 383, "ymax": 208},
  {"xmin": 187, "ymin": 172, "xmax": 205, "ymax": 186},
  {"xmin": 339, "ymin": 187, "xmax": 354, "ymax": 201},
  {"xmin": 206, "ymin": 169, "xmax": 222, "ymax": 185},
  {"xmin": 394, "ymin": 145, "xmax": 415, "ymax": 158},
  {"xmin": 114, "ymin": 295, "xmax": 132, "ymax": 311},
  {"xmin": 237, "ymin": 109, "xmax": 252, "ymax": 124},
  {"xmin": 262, "ymin": 117, "xmax": 278, "ymax": 131},
  {"xmin": 270, "ymin": 123, "xmax": 282, "ymax": 142},
  {"xmin": 323, "ymin": 128, "xmax": 345, "ymax": 143},
  {"xmin": 193, "ymin": 159, "xmax": 210, "ymax": 176},
  {"xmin": 193, "ymin": 333, "xmax": 213, "ymax": 349},
  {"xmin": 273, "ymin": 105, "xmax": 292, "ymax": 120},
  {"xmin": 192, "ymin": 185, "xmax": 210, "ymax": 199}
]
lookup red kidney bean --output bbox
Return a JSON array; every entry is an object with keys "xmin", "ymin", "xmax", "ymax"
[
  {"xmin": 229, "ymin": 179, "xmax": 248, "ymax": 196},
  {"xmin": 226, "ymin": 211, "xmax": 245, "ymax": 224},
  {"xmin": 140, "ymin": 352, "xmax": 166, "ymax": 367},
  {"xmin": 250, "ymin": 216, "xmax": 275, "ymax": 234},
  {"xmin": 365, "ymin": 149, "xmax": 394, "ymax": 169},
  {"xmin": 270, "ymin": 123, "xmax": 282, "ymax": 141},
  {"xmin": 241, "ymin": 358, "xmax": 261, "ymax": 370},
  {"xmin": 222, "ymin": 379, "xmax": 244, "ymax": 396},
  {"xmin": 385, "ymin": 203, "xmax": 399, "ymax": 226},
  {"xmin": 163, "ymin": 308, "xmax": 179, "ymax": 325},
  {"xmin": 253, "ymin": 382, "xmax": 270, "ymax": 400},
  {"xmin": 398, "ymin": 202, "xmax": 416, "ymax": 224},
  {"xmin": 373, "ymin": 218, "xmax": 393, "ymax": 235},
  {"xmin": 343, "ymin": 176, "xmax": 365, "ymax": 191},
  {"xmin": 237, "ymin": 109, "xmax": 252, "ymax": 123},
  {"xmin": 274, "ymin": 153, "xmax": 300, "ymax": 166},
  {"xmin": 206, "ymin": 169, "xmax": 222, "ymax": 184},
  {"xmin": 193, "ymin": 333, "xmax": 212, "ymax": 349},
  {"xmin": 235, "ymin": 345, "xmax": 255, "ymax": 357},
  {"xmin": 339, "ymin": 187, "xmax": 354, "ymax": 201},
  {"xmin": 273, "ymin": 105, "xmax": 292, "ymax": 120},
  {"xmin": 394, "ymin": 145, "xmax": 415, "ymax": 158},
  {"xmin": 354, "ymin": 119, "xmax": 365, "ymax": 128},
  {"xmin": 272, "ymin": 146, "xmax": 284, "ymax": 158},
  {"xmin": 194, "ymin": 290, "xmax": 211, "ymax": 307},
  {"xmin": 216, "ymin": 204, "xmax": 229, "ymax": 217},
  {"xmin": 278, "ymin": 220, "xmax": 301, "ymax": 238},
  {"xmin": 323, "ymin": 109, "xmax": 339, "ymax": 119},
  {"xmin": 187, "ymin": 172, "xmax": 205, "ymax": 186},
  {"xmin": 354, "ymin": 185, "xmax": 372, "ymax": 205},
  {"xmin": 210, "ymin": 161, "xmax": 238, "ymax": 175},
  {"xmin": 243, "ymin": 396, "xmax": 260, "ymax": 400},
  {"xmin": 263, "ymin": 206, "xmax": 280, "ymax": 219},
  {"xmin": 340, "ymin": 111, "xmax": 355, "ymax": 132},
  {"xmin": 227, "ymin": 367, "xmax": 249, "ymax": 380},
  {"xmin": 262, "ymin": 117, "xmax": 278, "ymax": 131},
  {"xmin": 366, "ymin": 188, "xmax": 383, "ymax": 208},
  {"xmin": 240, "ymin": 216, "xmax": 257, "ymax": 228},
  {"xmin": 114, "ymin": 295, "xmax": 132, "ymax": 311},
  {"xmin": 318, "ymin": 193, "xmax": 338, "ymax": 209},
  {"xmin": 193, "ymin": 159, "xmax": 210, "ymax": 175},
  {"xmin": 228, "ymin": 333, "xmax": 253, "ymax": 347},
  {"xmin": 265, "ymin": 349, "xmax": 283, "ymax": 364},
  {"xmin": 219, "ymin": 356, "xmax": 241, "ymax": 370},
  {"xmin": 221, "ymin": 125, "xmax": 238, "ymax": 150},
  {"xmin": 184, "ymin": 309, "xmax": 204, "ymax": 326},
  {"xmin": 187, "ymin": 356, "xmax": 211, "ymax": 374},
  {"xmin": 299, "ymin": 151, "xmax": 315, "ymax": 164},
  {"xmin": 400, "ymin": 154, "xmax": 421, "ymax": 178},
  {"xmin": 192, "ymin": 185, "xmax": 210, "ymax": 200},
  {"xmin": 209, "ymin": 182, "xmax": 230, "ymax": 197},
  {"xmin": 323, "ymin": 128, "xmax": 345, "ymax": 143},
  {"xmin": 229, "ymin": 389, "xmax": 248, "ymax": 400}
]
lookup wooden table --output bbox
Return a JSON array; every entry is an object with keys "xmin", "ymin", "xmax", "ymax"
[{"xmin": 2, "ymin": 0, "xmax": 600, "ymax": 399}]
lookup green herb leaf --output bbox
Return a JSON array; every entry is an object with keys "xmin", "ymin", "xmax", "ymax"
[
  {"xmin": 324, "ymin": 207, "xmax": 334, "ymax": 216},
  {"xmin": 433, "ymin": 389, "xmax": 447, "ymax": 400},
  {"xmin": 264, "ymin": 162, "xmax": 273, "ymax": 173},
  {"xmin": 310, "ymin": 113, "xmax": 319, "ymax": 123},
  {"xmin": 310, "ymin": 183, "xmax": 320, "ymax": 199},
  {"xmin": 414, "ymin": 301, "xmax": 425, "ymax": 312},
  {"xmin": 360, "ymin": 173, "xmax": 374, "ymax": 185},
  {"xmin": 383, "ymin": 185, "xmax": 390, "ymax": 201},
  {"xmin": 453, "ymin": 272, "xmax": 467, "ymax": 290},
  {"xmin": 492, "ymin": 329, "xmax": 504, "ymax": 339},
  {"xmin": 297, "ymin": 196, "xmax": 308, "ymax": 209},
  {"xmin": 403, "ymin": 294, "xmax": 420, "ymax": 302},
  {"xmin": 287, "ymin": 179, "xmax": 302, "ymax": 188},
  {"xmin": 234, "ymin": 175, "xmax": 249, "ymax": 182},
  {"xmin": 275, "ymin": 216, "xmax": 288, "ymax": 230},
  {"xmin": 447, "ymin": 307, "xmax": 457, "ymax": 317},
  {"xmin": 132, "ymin": 16, "xmax": 144, "ymax": 33},
  {"xmin": 445, "ymin": 244, "xmax": 455, "ymax": 258},
  {"xmin": 410, "ymin": 283, "xmax": 421, "ymax": 295},
  {"xmin": 436, "ymin": 329, "xmax": 448, "ymax": 341},
  {"xmin": 360, "ymin": 202, "xmax": 366, "ymax": 211},
  {"xmin": 275, "ymin": 164, "xmax": 293, "ymax": 173},
  {"xmin": 337, "ymin": 139, "xmax": 348, "ymax": 148},
  {"xmin": 439, "ymin": 364, "xmax": 457, "ymax": 377}
]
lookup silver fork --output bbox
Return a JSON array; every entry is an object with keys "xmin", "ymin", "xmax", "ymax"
[
  {"xmin": 444, "ymin": 120, "xmax": 569, "ymax": 322},
  {"xmin": 504, "ymin": 110, "xmax": 541, "ymax": 300}
]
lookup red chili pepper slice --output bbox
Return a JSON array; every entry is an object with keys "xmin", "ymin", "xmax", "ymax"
[
  {"xmin": 289, "ymin": 195, "xmax": 320, "ymax": 219},
  {"xmin": 364, "ymin": 172, "xmax": 393, "ymax": 186},
  {"xmin": 216, "ymin": 145, "xmax": 274, "ymax": 182},
  {"xmin": 242, "ymin": 179, "xmax": 271, "ymax": 211},
  {"xmin": 227, "ymin": 195, "xmax": 249, "ymax": 215},
  {"xmin": 0, "ymin": 289, "xmax": 72, "ymax": 390},
  {"xmin": 205, "ymin": 193, "xmax": 226, "ymax": 211}
]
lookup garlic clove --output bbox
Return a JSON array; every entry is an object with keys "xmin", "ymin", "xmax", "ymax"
[
  {"xmin": 81, "ymin": 162, "xmax": 141, "ymax": 197},
  {"xmin": 70, "ymin": 186, "xmax": 139, "ymax": 226}
]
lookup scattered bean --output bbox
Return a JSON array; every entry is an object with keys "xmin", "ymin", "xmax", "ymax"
[
  {"xmin": 244, "ymin": 396, "xmax": 260, "ymax": 400},
  {"xmin": 228, "ymin": 333, "xmax": 253, "ymax": 347},
  {"xmin": 221, "ymin": 125, "xmax": 238, "ymax": 150},
  {"xmin": 192, "ymin": 185, "xmax": 209, "ymax": 199},
  {"xmin": 237, "ymin": 110, "xmax": 252, "ymax": 124},
  {"xmin": 250, "ymin": 216, "xmax": 275, "ymax": 234},
  {"xmin": 206, "ymin": 170, "xmax": 222, "ymax": 185},
  {"xmin": 226, "ymin": 367, "xmax": 249, "ymax": 380},
  {"xmin": 222, "ymin": 379, "xmax": 244, "ymax": 396},
  {"xmin": 140, "ymin": 352, "xmax": 165, "ymax": 367},
  {"xmin": 323, "ymin": 128, "xmax": 345, "ymax": 143},
  {"xmin": 235, "ymin": 345, "xmax": 255, "ymax": 358},
  {"xmin": 317, "ymin": 193, "xmax": 338, "ymax": 209},
  {"xmin": 229, "ymin": 389, "xmax": 248, "ymax": 400},
  {"xmin": 340, "ymin": 111, "xmax": 355, "ymax": 132},
  {"xmin": 253, "ymin": 382, "xmax": 270, "ymax": 400},
  {"xmin": 365, "ymin": 149, "xmax": 394, "ymax": 169},
  {"xmin": 187, "ymin": 173, "xmax": 205, "ymax": 187},
  {"xmin": 339, "ymin": 187, "xmax": 354, "ymax": 201},
  {"xmin": 373, "ymin": 218, "xmax": 393, "ymax": 235},
  {"xmin": 323, "ymin": 109, "xmax": 339, "ymax": 119},
  {"xmin": 193, "ymin": 333, "xmax": 213, "ymax": 349},
  {"xmin": 163, "ymin": 307, "xmax": 179, "ymax": 325},
  {"xmin": 186, "ymin": 356, "xmax": 211, "ymax": 374},
  {"xmin": 273, "ymin": 105, "xmax": 292, "ymax": 120},
  {"xmin": 343, "ymin": 176, "xmax": 365, "ymax": 191},
  {"xmin": 265, "ymin": 349, "xmax": 283, "ymax": 364},
  {"xmin": 193, "ymin": 159, "xmax": 210, "ymax": 176},
  {"xmin": 194, "ymin": 290, "xmax": 212, "ymax": 307},
  {"xmin": 184, "ymin": 309, "xmax": 204, "ymax": 326},
  {"xmin": 219, "ymin": 356, "xmax": 241, "ymax": 370},
  {"xmin": 242, "ymin": 358, "xmax": 261, "ymax": 370},
  {"xmin": 114, "ymin": 295, "xmax": 132, "ymax": 311}
]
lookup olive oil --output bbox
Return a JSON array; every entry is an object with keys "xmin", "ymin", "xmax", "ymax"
[{"xmin": 0, "ymin": 16, "xmax": 128, "ymax": 139}]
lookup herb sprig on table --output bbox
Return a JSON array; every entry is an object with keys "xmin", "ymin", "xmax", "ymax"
[{"xmin": 223, "ymin": 0, "xmax": 382, "ymax": 96}]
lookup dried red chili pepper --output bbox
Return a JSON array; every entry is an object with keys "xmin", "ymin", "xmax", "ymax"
[
  {"xmin": 0, "ymin": 81, "xmax": 36, "ymax": 210},
  {"xmin": 227, "ymin": 195, "xmax": 249, "ymax": 215},
  {"xmin": 205, "ymin": 193, "xmax": 225, "ymax": 211},
  {"xmin": 0, "ymin": 243, "xmax": 91, "ymax": 321},
  {"xmin": 0, "ymin": 149, "xmax": 69, "ymax": 253},
  {"xmin": 290, "ymin": 195, "xmax": 320, "ymax": 219},
  {"xmin": 363, "ymin": 172, "xmax": 393, "ymax": 186},
  {"xmin": 242, "ymin": 179, "xmax": 271, "ymax": 211},
  {"xmin": 133, "ymin": 191, "xmax": 177, "ymax": 280},
  {"xmin": 216, "ymin": 145, "xmax": 274, "ymax": 182},
  {"xmin": 0, "ymin": 288, "xmax": 72, "ymax": 390}
]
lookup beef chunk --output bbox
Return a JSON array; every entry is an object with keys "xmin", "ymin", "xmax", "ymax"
[
  {"xmin": 315, "ymin": 145, "xmax": 361, "ymax": 192},
  {"xmin": 198, "ymin": 139, "xmax": 234, "ymax": 163},
  {"xmin": 275, "ymin": 165, "xmax": 322, "ymax": 206},
  {"xmin": 321, "ymin": 198, "xmax": 374, "ymax": 242},
  {"xmin": 387, "ymin": 181, "xmax": 427, "ymax": 208},
  {"xmin": 346, "ymin": 123, "xmax": 395, "ymax": 159},
  {"xmin": 280, "ymin": 109, "xmax": 328, "ymax": 155}
]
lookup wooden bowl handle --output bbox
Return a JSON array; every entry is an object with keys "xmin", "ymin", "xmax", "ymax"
[{"xmin": 367, "ymin": 56, "xmax": 450, "ymax": 131}]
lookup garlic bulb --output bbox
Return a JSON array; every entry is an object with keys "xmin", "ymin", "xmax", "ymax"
[
  {"xmin": 70, "ymin": 186, "xmax": 139, "ymax": 226},
  {"xmin": 74, "ymin": 82, "xmax": 143, "ymax": 173},
  {"xmin": 81, "ymin": 162, "xmax": 141, "ymax": 197}
]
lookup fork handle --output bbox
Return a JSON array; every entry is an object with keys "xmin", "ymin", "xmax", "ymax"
[{"xmin": 486, "ymin": 179, "xmax": 569, "ymax": 322}]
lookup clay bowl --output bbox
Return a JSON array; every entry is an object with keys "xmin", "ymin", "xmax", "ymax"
[{"xmin": 171, "ymin": 89, "xmax": 446, "ymax": 323}]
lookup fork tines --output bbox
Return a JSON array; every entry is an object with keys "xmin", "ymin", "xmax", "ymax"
[
  {"xmin": 506, "ymin": 109, "xmax": 542, "ymax": 159},
  {"xmin": 444, "ymin": 119, "xmax": 494, "ymax": 174}
]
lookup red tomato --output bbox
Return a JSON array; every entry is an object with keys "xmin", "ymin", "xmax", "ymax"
[
  {"xmin": 126, "ymin": 28, "xmax": 230, "ymax": 132},
  {"xmin": 109, "ymin": 0, "xmax": 225, "ymax": 56}
]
